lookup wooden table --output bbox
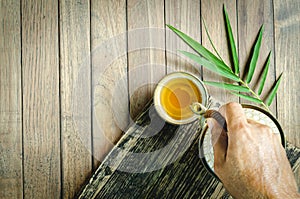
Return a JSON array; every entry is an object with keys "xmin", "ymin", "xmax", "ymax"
[{"xmin": 1, "ymin": 0, "xmax": 299, "ymax": 198}]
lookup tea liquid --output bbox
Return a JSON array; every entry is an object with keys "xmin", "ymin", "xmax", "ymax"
[{"xmin": 160, "ymin": 78, "xmax": 202, "ymax": 120}]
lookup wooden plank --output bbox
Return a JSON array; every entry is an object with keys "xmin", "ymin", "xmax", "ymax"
[
  {"xmin": 201, "ymin": 0, "xmax": 238, "ymax": 103},
  {"xmin": 273, "ymin": 0, "xmax": 300, "ymax": 148},
  {"xmin": 128, "ymin": 0, "xmax": 166, "ymax": 119},
  {"xmin": 165, "ymin": 0, "xmax": 200, "ymax": 75},
  {"xmin": 91, "ymin": 0, "xmax": 128, "ymax": 168},
  {"xmin": 22, "ymin": 0, "xmax": 60, "ymax": 198},
  {"xmin": 0, "ymin": 0, "xmax": 22, "ymax": 198},
  {"xmin": 274, "ymin": 0, "xmax": 300, "ymax": 187},
  {"xmin": 59, "ymin": 0, "xmax": 92, "ymax": 198},
  {"xmin": 237, "ymin": 0, "xmax": 276, "ymax": 113}
]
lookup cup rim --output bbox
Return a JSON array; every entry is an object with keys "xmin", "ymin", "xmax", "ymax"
[{"xmin": 153, "ymin": 72, "xmax": 208, "ymax": 125}]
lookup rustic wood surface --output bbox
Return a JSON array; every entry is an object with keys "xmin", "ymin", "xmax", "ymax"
[
  {"xmin": 274, "ymin": 0, "xmax": 300, "ymax": 188},
  {"xmin": 238, "ymin": 0, "xmax": 277, "ymax": 113},
  {"xmin": 165, "ymin": 0, "xmax": 200, "ymax": 75},
  {"xmin": 0, "ymin": 0, "xmax": 299, "ymax": 198},
  {"xmin": 22, "ymin": 0, "xmax": 61, "ymax": 198},
  {"xmin": 201, "ymin": 0, "xmax": 238, "ymax": 103},
  {"xmin": 0, "ymin": 0, "xmax": 22, "ymax": 198},
  {"xmin": 128, "ymin": 0, "xmax": 165, "ymax": 119},
  {"xmin": 91, "ymin": 0, "xmax": 128, "ymax": 169},
  {"xmin": 59, "ymin": 0, "xmax": 92, "ymax": 198}
]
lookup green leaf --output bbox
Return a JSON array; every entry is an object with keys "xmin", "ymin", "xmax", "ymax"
[
  {"xmin": 204, "ymin": 81, "xmax": 250, "ymax": 92},
  {"xmin": 167, "ymin": 24, "xmax": 232, "ymax": 73},
  {"xmin": 258, "ymin": 51, "xmax": 272, "ymax": 95},
  {"xmin": 202, "ymin": 17, "xmax": 223, "ymax": 61},
  {"xmin": 223, "ymin": 5, "xmax": 239, "ymax": 75},
  {"xmin": 179, "ymin": 50, "xmax": 230, "ymax": 73},
  {"xmin": 180, "ymin": 51, "xmax": 240, "ymax": 82},
  {"xmin": 266, "ymin": 73, "xmax": 283, "ymax": 106},
  {"xmin": 231, "ymin": 92, "xmax": 263, "ymax": 104},
  {"xmin": 246, "ymin": 25, "xmax": 264, "ymax": 84}
]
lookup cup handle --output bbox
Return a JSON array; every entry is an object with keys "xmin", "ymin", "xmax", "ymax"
[
  {"xmin": 190, "ymin": 101, "xmax": 227, "ymax": 132},
  {"xmin": 203, "ymin": 110, "xmax": 228, "ymax": 132}
]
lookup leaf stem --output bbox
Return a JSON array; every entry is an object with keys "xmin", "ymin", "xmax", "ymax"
[{"xmin": 239, "ymin": 80, "xmax": 270, "ymax": 111}]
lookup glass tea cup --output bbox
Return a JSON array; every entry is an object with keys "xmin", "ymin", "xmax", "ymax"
[{"xmin": 153, "ymin": 72, "xmax": 208, "ymax": 125}]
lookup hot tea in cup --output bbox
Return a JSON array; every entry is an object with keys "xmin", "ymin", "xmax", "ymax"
[{"xmin": 154, "ymin": 72, "xmax": 208, "ymax": 125}]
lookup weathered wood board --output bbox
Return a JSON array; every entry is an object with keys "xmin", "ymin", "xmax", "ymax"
[{"xmin": 78, "ymin": 102, "xmax": 300, "ymax": 198}]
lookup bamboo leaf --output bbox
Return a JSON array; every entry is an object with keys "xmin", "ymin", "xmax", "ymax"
[
  {"xmin": 202, "ymin": 17, "xmax": 223, "ymax": 61},
  {"xmin": 167, "ymin": 24, "xmax": 232, "ymax": 73},
  {"xmin": 246, "ymin": 25, "xmax": 264, "ymax": 84},
  {"xmin": 258, "ymin": 51, "xmax": 272, "ymax": 95},
  {"xmin": 180, "ymin": 51, "xmax": 240, "ymax": 82},
  {"xmin": 231, "ymin": 92, "xmax": 263, "ymax": 104},
  {"xmin": 204, "ymin": 81, "xmax": 250, "ymax": 92},
  {"xmin": 223, "ymin": 5, "xmax": 239, "ymax": 75},
  {"xmin": 266, "ymin": 73, "xmax": 283, "ymax": 106}
]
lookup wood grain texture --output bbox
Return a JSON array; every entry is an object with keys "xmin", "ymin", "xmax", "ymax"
[
  {"xmin": 128, "ymin": 0, "xmax": 166, "ymax": 119},
  {"xmin": 238, "ymin": 0, "xmax": 276, "ymax": 113},
  {"xmin": 201, "ymin": 0, "xmax": 238, "ymax": 103},
  {"xmin": 274, "ymin": 0, "xmax": 300, "ymax": 187},
  {"xmin": 78, "ymin": 102, "xmax": 300, "ymax": 198},
  {"xmin": 1, "ymin": 0, "xmax": 300, "ymax": 197},
  {"xmin": 59, "ymin": 0, "xmax": 92, "ymax": 198},
  {"xmin": 0, "ymin": 0, "xmax": 22, "ymax": 198},
  {"xmin": 165, "ymin": 0, "xmax": 200, "ymax": 75},
  {"xmin": 22, "ymin": 0, "xmax": 60, "ymax": 198},
  {"xmin": 78, "ymin": 102, "xmax": 154, "ymax": 199},
  {"xmin": 91, "ymin": 0, "xmax": 128, "ymax": 168}
]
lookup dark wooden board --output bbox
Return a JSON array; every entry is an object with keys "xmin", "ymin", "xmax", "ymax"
[{"xmin": 78, "ymin": 102, "xmax": 300, "ymax": 198}]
